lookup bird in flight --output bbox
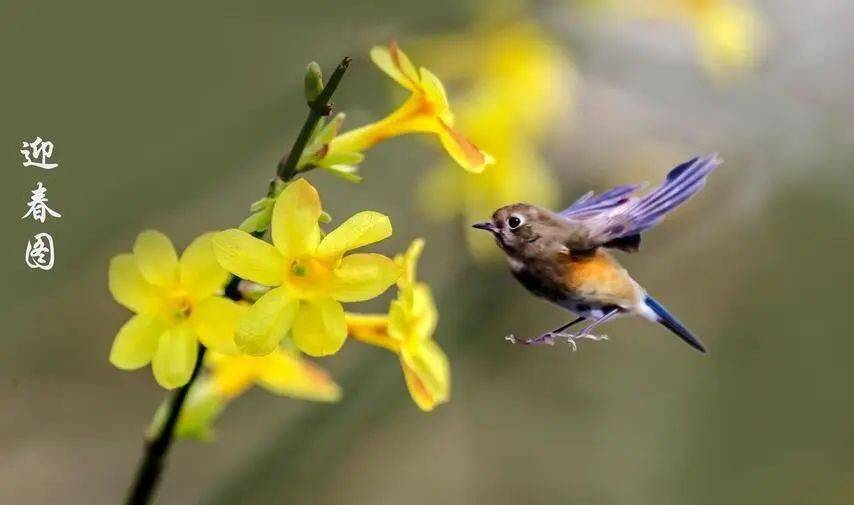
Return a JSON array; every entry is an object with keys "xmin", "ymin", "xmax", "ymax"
[{"xmin": 472, "ymin": 154, "xmax": 721, "ymax": 352}]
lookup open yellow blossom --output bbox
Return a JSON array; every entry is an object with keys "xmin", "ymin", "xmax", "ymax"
[
  {"xmin": 212, "ymin": 178, "xmax": 400, "ymax": 357},
  {"xmin": 108, "ymin": 231, "xmax": 242, "ymax": 389},
  {"xmin": 347, "ymin": 239, "xmax": 450, "ymax": 411},
  {"xmin": 329, "ymin": 41, "xmax": 493, "ymax": 174}
]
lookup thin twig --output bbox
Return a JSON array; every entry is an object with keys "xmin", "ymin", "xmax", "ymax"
[
  {"xmin": 124, "ymin": 55, "xmax": 351, "ymax": 505},
  {"xmin": 125, "ymin": 345, "xmax": 207, "ymax": 505},
  {"xmin": 277, "ymin": 56, "xmax": 352, "ymax": 182}
]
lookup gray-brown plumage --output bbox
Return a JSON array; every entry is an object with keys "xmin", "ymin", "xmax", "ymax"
[{"xmin": 473, "ymin": 155, "xmax": 721, "ymax": 352}]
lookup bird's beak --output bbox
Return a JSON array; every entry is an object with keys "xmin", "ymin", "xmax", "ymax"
[{"xmin": 472, "ymin": 221, "xmax": 497, "ymax": 233}]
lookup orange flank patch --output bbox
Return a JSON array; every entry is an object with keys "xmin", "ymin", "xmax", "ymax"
[{"xmin": 563, "ymin": 250, "xmax": 640, "ymax": 306}]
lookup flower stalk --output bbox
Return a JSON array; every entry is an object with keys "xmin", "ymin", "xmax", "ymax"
[
  {"xmin": 124, "ymin": 55, "xmax": 352, "ymax": 505},
  {"xmin": 125, "ymin": 344, "xmax": 207, "ymax": 505},
  {"xmin": 277, "ymin": 56, "xmax": 351, "ymax": 183}
]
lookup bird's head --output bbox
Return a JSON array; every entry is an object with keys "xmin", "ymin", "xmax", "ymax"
[{"xmin": 472, "ymin": 203, "xmax": 567, "ymax": 259}]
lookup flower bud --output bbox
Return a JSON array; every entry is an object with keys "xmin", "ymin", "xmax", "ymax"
[{"xmin": 304, "ymin": 61, "xmax": 324, "ymax": 102}]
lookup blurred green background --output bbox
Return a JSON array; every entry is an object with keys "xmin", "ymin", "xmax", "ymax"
[{"xmin": 3, "ymin": 0, "xmax": 854, "ymax": 503}]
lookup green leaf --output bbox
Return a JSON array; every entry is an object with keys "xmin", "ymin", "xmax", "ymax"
[
  {"xmin": 249, "ymin": 197, "xmax": 273, "ymax": 213},
  {"xmin": 239, "ymin": 210, "xmax": 272, "ymax": 233},
  {"xmin": 322, "ymin": 164, "xmax": 362, "ymax": 183},
  {"xmin": 314, "ymin": 113, "xmax": 346, "ymax": 146}
]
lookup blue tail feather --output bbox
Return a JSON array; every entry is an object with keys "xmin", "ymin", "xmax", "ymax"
[{"xmin": 644, "ymin": 296, "xmax": 707, "ymax": 353}]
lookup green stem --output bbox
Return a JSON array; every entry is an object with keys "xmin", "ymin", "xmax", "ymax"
[
  {"xmin": 125, "ymin": 344, "xmax": 207, "ymax": 505},
  {"xmin": 277, "ymin": 56, "xmax": 352, "ymax": 182},
  {"xmin": 123, "ymin": 55, "xmax": 351, "ymax": 505}
]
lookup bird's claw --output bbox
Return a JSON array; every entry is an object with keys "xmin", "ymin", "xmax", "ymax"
[
  {"xmin": 507, "ymin": 331, "xmax": 609, "ymax": 351},
  {"xmin": 505, "ymin": 332, "xmax": 556, "ymax": 345}
]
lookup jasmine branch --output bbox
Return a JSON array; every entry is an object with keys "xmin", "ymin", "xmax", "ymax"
[
  {"xmin": 124, "ymin": 55, "xmax": 351, "ymax": 505},
  {"xmin": 277, "ymin": 56, "xmax": 352, "ymax": 183}
]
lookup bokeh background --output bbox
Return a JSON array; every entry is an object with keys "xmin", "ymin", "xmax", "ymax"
[{"xmin": 3, "ymin": 0, "xmax": 854, "ymax": 503}]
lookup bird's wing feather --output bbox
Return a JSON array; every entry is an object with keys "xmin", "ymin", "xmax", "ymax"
[
  {"xmin": 560, "ymin": 184, "xmax": 644, "ymax": 218},
  {"xmin": 563, "ymin": 154, "xmax": 722, "ymax": 250}
]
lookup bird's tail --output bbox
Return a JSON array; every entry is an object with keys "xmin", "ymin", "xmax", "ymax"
[{"xmin": 642, "ymin": 296, "xmax": 707, "ymax": 353}]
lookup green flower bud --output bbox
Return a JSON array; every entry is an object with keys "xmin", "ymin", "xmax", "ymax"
[{"xmin": 304, "ymin": 61, "xmax": 324, "ymax": 102}]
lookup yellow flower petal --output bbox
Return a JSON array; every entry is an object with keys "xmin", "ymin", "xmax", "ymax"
[
  {"xmin": 400, "ymin": 284, "xmax": 438, "ymax": 342},
  {"xmin": 152, "ymin": 324, "xmax": 199, "ymax": 389},
  {"xmin": 236, "ymin": 287, "xmax": 298, "ymax": 356},
  {"xmin": 387, "ymin": 298, "xmax": 409, "ymax": 342},
  {"xmin": 256, "ymin": 349, "xmax": 342, "ymax": 402},
  {"xmin": 109, "ymin": 314, "xmax": 166, "ymax": 370},
  {"xmin": 401, "ymin": 339, "xmax": 450, "ymax": 411},
  {"xmin": 191, "ymin": 296, "xmax": 244, "ymax": 355},
  {"xmin": 212, "ymin": 229, "xmax": 284, "ymax": 286},
  {"xmin": 271, "ymin": 178, "xmax": 321, "ymax": 257},
  {"xmin": 180, "ymin": 232, "xmax": 228, "ymax": 300},
  {"xmin": 207, "ymin": 353, "xmax": 258, "ymax": 399},
  {"xmin": 330, "ymin": 253, "xmax": 400, "ymax": 302},
  {"xmin": 370, "ymin": 41, "xmax": 420, "ymax": 91},
  {"xmin": 345, "ymin": 313, "xmax": 399, "ymax": 352},
  {"xmin": 436, "ymin": 119, "xmax": 493, "ymax": 174},
  {"xmin": 397, "ymin": 238, "xmax": 425, "ymax": 290},
  {"xmin": 317, "ymin": 211, "xmax": 392, "ymax": 258},
  {"xmin": 418, "ymin": 67, "xmax": 452, "ymax": 123},
  {"xmin": 133, "ymin": 230, "xmax": 179, "ymax": 287},
  {"xmin": 292, "ymin": 296, "xmax": 347, "ymax": 357},
  {"xmin": 108, "ymin": 253, "xmax": 161, "ymax": 314}
]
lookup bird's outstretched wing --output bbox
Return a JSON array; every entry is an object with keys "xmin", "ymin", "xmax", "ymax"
[
  {"xmin": 562, "ymin": 154, "xmax": 722, "ymax": 251},
  {"xmin": 560, "ymin": 183, "xmax": 645, "ymax": 218}
]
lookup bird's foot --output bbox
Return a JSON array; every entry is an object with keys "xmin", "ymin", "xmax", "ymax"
[
  {"xmin": 506, "ymin": 331, "xmax": 608, "ymax": 350},
  {"xmin": 505, "ymin": 332, "xmax": 556, "ymax": 346},
  {"xmin": 554, "ymin": 332, "xmax": 609, "ymax": 351}
]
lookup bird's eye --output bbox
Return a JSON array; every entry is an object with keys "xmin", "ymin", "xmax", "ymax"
[{"xmin": 507, "ymin": 215, "xmax": 523, "ymax": 229}]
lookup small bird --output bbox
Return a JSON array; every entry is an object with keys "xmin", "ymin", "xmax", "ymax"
[{"xmin": 472, "ymin": 154, "xmax": 721, "ymax": 352}]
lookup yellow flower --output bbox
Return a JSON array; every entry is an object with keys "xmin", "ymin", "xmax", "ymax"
[
  {"xmin": 206, "ymin": 346, "xmax": 341, "ymax": 402},
  {"xmin": 212, "ymin": 178, "xmax": 400, "ymax": 357},
  {"xmin": 108, "ymin": 231, "xmax": 242, "ymax": 389},
  {"xmin": 147, "ymin": 309, "xmax": 341, "ymax": 442},
  {"xmin": 347, "ymin": 239, "xmax": 450, "ymax": 411},
  {"xmin": 330, "ymin": 41, "xmax": 493, "ymax": 174}
]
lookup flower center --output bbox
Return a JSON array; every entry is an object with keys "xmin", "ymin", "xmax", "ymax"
[
  {"xmin": 164, "ymin": 289, "xmax": 193, "ymax": 322},
  {"xmin": 285, "ymin": 256, "xmax": 333, "ymax": 297}
]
